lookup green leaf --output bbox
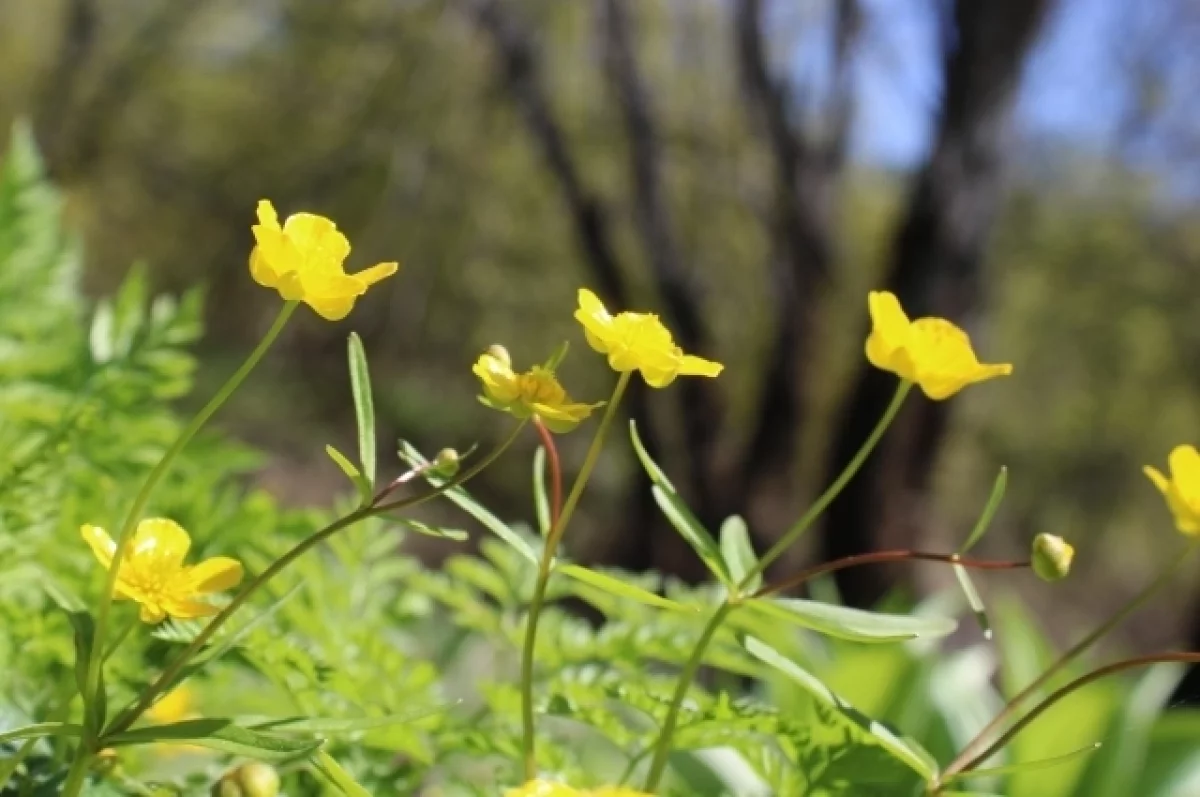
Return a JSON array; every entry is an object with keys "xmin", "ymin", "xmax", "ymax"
[
  {"xmin": 651, "ymin": 485, "xmax": 730, "ymax": 585},
  {"xmin": 312, "ymin": 749, "xmax": 371, "ymax": 797},
  {"xmin": 347, "ymin": 332, "xmax": 376, "ymax": 487},
  {"xmin": 395, "ymin": 518, "xmax": 469, "ymax": 542},
  {"xmin": 559, "ymin": 564, "xmax": 693, "ymax": 613},
  {"xmin": 542, "ymin": 340, "xmax": 570, "ymax": 371},
  {"xmin": 249, "ymin": 704, "xmax": 447, "ymax": 734},
  {"xmin": 960, "ymin": 467, "xmax": 1007, "ymax": 554},
  {"xmin": 65, "ymin": 609, "xmax": 105, "ymax": 733},
  {"xmin": 953, "ymin": 563, "xmax": 993, "ymax": 640},
  {"xmin": 630, "ymin": 419, "xmax": 675, "ymax": 491},
  {"xmin": 325, "ymin": 444, "xmax": 372, "ymax": 505},
  {"xmin": 719, "ymin": 516, "xmax": 760, "ymax": 591},
  {"xmin": 533, "ymin": 445, "xmax": 551, "ymax": 536},
  {"xmin": 746, "ymin": 597, "xmax": 957, "ymax": 643},
  {"xmin": 0, "ymin": 722, "xmax": 82, "ymax": 745},
  {"xmin": 89, "ymin": 299, "xmax": 115, "ymax": 364},
  {"xmin": 105, "ymin": 718, "xmax": 322, "ymax": 763},
  {"xmin": 398, "ymin": 441, "xmax": 538, "ymax": 564},
  {"xmin": 947, "ymin": 743, "xmax": 1102, "ymax": 782},
  {"xmin": 743, "ymin": 636, "xmax": 938, "ymax": 783}
]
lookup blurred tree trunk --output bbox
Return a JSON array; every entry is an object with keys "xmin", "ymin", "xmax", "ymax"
[{"xmin": 818, "ymin": 0, "xmax": 1052, "ymax": 607}]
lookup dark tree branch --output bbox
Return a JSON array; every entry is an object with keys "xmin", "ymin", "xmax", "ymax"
[
  {"xmin": 732, "ymin": 0, "xmax": 856, "ymax": 526},
  {"xmin": 36, "ymin": 0, "xmax": 99, "ymax": 169},
  {"xmin": 820, "ymin": 0, "xmax": 1052, "ymax": 607},
  {"xmin": 600, "ymin": 0, "xmax": 723, "ymax": 527}
]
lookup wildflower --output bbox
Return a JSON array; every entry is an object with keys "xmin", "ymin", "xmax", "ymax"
[
  {"xmin": 147, "ymin": 685, "xmax": 196, "ymax": 724},
  {"xmin": 81, "ymin": 518, "xmax": 243, "ymax": 624},
  {"xmin": 249, "ymin": 199, "xmax": 398, "ymax": 320},
  {"xmin": 1031, "ymin": 534, "xmax": 1074, "ymax": 582},
  {"xmin": 574, "ymin": 288, "xmax": 723, "ymax": 388},
  {"xmin": 473, "ymin": 345, "xmax": 601, "ymax": 433},
  {"xmin": 506, "ymin": 781, "xmax": 653, "ymax": 797},
  {"xmin": 865, "ymin": 291, "xmax": 1012, "ymax": 400},
  {"xmin": 1144, "ymin": 445, "xmax": 1200, "ymax": 535}
]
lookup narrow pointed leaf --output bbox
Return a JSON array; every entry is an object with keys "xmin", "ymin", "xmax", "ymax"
[
  {"xmin": 249, "ymin": 703, "xmax": 448, "ymax": 734},
  {"xmin": 719, "ymin": 516, "xmax": 760, "ymax": 591},
  {"xmin": 960, "ymin": 467, "xmax": 1007, "ymax": 554},
  {"xmin": 945, "ymin": 743, "xmax": 1101, "ymax": 783},
  {"xmin": 953, "ymin": 563, "xmax": 993, "ymax": 640},
  {"xmin": 106, "ymin": 718, "xmax": 322, "ymax": 762},
  {"xmin": 559, "ymin": 564, "xmax": 693, "ymax": 613},
  {"xmin": 325, "ymin": 444, "xmax": 372, "ymax": 504},
  {"xmin": 746, "ymin": 597, "xmax": 957, "ymax": 643},
  {"xmin": 347, "ymin": 332, "xmax": 376, "ymax": 487},
  {"xmin": 313, "ymin": 749, "xmax": 372, "ymax": 797},
  {"xmin": 743, "ymin": 636, "xmax": 937, "ymax": 783},
  {"xmin": 396, "ymin": 518, "xmax": 469, "ymax": 542},
  {"xmin": 0, "ymin": 722, "xmax": 82, "ymax": 745},
  {"xmin": 533, "ymin": 446, "xmax": 551, "ymax": 536},
  {"xmin": 652, "ymin": 486, "xmax": 730, "ymax": 585},
  {"xmin": 630, "ymin": 420, "xmax": 675, "ymax": 491}
]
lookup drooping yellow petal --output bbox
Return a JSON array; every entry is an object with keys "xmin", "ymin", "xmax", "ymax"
[
  {"xmin": 679, "ymin": 354, "xmax": 723, "ymax": 378},
  {"xmin": 1144, "ymin": 465, "xmax": 1170, "ymax": 494},
  {"xmin": 81, "ymin": 524, "xmax": 117, "ymax": 569},
  {"xmin": 186, "ymin": 557, "xmax": 244, "ymax": 594},
  {"xmin": 354, "ymin": 262, "xmax": 399, "ymax": 287}
]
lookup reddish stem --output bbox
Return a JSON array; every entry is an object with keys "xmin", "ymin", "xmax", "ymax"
[
  {"xmin": 755, "ymin": 550, "xmax": 1031, "ymax": 598},
  {"xmin": 533, "ymin": 417, "xmax": 563, "ymax": 529}
]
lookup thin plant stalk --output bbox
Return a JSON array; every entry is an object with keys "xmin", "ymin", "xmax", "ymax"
[
  {"xmin": 755, "ymin": 550, "xmax": 1031, "ymax": 598},
  {"xmin": 104, "ymin": 422, "xmax": 524, "ymax": 737},
  {"xmin": 939, "ymin": 538, "xmax": 1199, "ymax": 783},
  {"xmin": 64, "ymin": 300, "xmax": 297, "ymax": 797},
  {"xmin": 521, "ymin": 371, "xmax": 631, "ymax": 778},
  {"xmin": 533, "ymin": 418, "xmax": 563, "ymax": 529},
  {"xmin": 742, "ymin": 380, "xmax": 912, "ymax": 583}
]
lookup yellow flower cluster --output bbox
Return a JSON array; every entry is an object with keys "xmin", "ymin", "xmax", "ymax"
[
  {"xmin": 82, "ymin": 519, "xmax": 242, "ymax": 624},
  {"xmin": 506, "ymin": 780, "xmax": 653, "ymax": 797},
  {"xmin": 473, "ymin": 346, "xmax": 601, "ymax": 433}
]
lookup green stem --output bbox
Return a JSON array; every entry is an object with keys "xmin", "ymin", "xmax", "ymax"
[
  {"xmin": 741, "ymin": 380, "xmax": 911, "ymax": 587},
  {"xmin": 943, "ymin": 651, "xmax": 1200, "ymax": 786},
  {"xmin": 102, "ymin": 615, "xmax": 138, "ymax": 662},
  {"xmin": 642, "ymin": 602, "xmax": 735, "ymax": 791},
  {"xmin": 104, "ymin": 422, "xmax": 524, "ymax": 738},
  {"xmin": 939, "ymin": 538, "xmax": 1199, "ymax": 783},
  {"xmin": 520, "ymin": 371, "xmax": 631, "ymax": 778},
  {"xmin": 68, "ymin": 301, "xmax": 297, "ymax": 797}
]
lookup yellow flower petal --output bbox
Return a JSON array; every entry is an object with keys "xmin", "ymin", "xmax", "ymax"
[
  {"xmin": 678, "ymin": 354, "xmax": 723, "ymax": 378},
  {"xmin": 130, "ymin": 518, "xmax": 192, "ymax": 570},
  {"xmin": 1145, "ymin": 446, "xmax": 1200, "ymax": 535},
  {"xmin": 186, "ymin": 557, "xmax": 244, "ymax": 593},
  {"xmin": 1144, "ymin": 465, "xmax": 1170, "ymax": 494},
  {"xmin": 81, "ymin": 524, "xmax": 116, "ymax": 569},
  {"xmin": 574, "ymin": 289, "xmax": 615, "ymax": 351},
  {"xmin": 139, "ymin": 602, "xmax": 167, "ymax": 624},
  {"xmin": 473, "ymin": 347, "xmax": 598, "ymax": 431},
  {"xmin": 281, "ymin": 212, "xmax": 351, "ymax": 269},
  {"xmin": 161, "ymin": 596, "xmax": 221, "ymax": 619},
  {"xmin": 354, "ymin": 261, "xmax": 399, "ymax": 287}
]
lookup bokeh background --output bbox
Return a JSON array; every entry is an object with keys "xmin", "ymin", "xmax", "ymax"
[{"xmin": 2, "ymin": 0, "xmax": 1199, "ymax": 695}]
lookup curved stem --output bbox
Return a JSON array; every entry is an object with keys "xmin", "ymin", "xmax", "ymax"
[
  {"xmin": 104, "ymin": 423, "xmax": 523, "ymax": 737},
  {"xmin": 533, "ymin": 418, "xmax": 563, "ymax": 529},
  {"xmin": 66, "ymin": 301, "xmax": 297, "ymax": 797},
  {"xmin": 741, "ymin": 380, "xmax": 911, "ymax": 587},
  {"xmin": 642, "ymin": 602, "xmax": 735, "ymax": 790},
  {"xmin": 939, "ymin": 538, "xmax": 1199, "ymax": 782},
  {"xmin": 755, "ymin": 550, "xmax": 1030, "ymax": 599},
  {"xmin": 944, "ymin": 651, "xmax": 1200, "ymax": 785},
  {"xmin": 521, "ymin": 371, "xmax": 631, "ymax": 778}
]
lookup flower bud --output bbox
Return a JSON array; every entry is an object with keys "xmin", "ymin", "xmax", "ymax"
[
  {"xmin": 211, "ymin": 763, "xmax": 281, "ymax": 797},
  {"xmin": 432, "ymin": 447, "xmax": 461, "ymax": 477},
  {"xmin": 1032, "ymin": 534, "xmax": 1074, "ymax": 582},
  {"xmin": 487, "ymin": 344, "xmax": 512, "ymax": 368}
]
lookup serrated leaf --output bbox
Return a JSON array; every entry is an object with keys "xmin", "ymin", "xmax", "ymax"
[
  {"xmin": 398, "ymin": 441, "xmax": 538, "ymax": 564},
  {"xmin": 325, "ymin": 444, "xmax": 372, "ymax": 504},
  {"xmin": 630, "ymin": 419, "xmax": 675, "ymax": 491},
  {"xmin": 559, "ymin": 564, "xmax": 693, "ymax": 613},
  {"xmin": 347, "ymin": 333, "xmax": 376, "ymax": 487},
  {"xmin": 743, "ymin": 636, "xmax": 938, "ymax": 783},
  {"xmin": 746, "ymin": 597, "xmax": 957, "ymax": 643},
  {"xmin": 651, "ymin": 486, "xmax": 730, "ymax": 585},
  {"xmin": 105, "ymin": 718, "xmax": 322, "ymax": 762},
  {"xmin": 719, "ymin": 516, "xmax": 760, "ymax": 592}
]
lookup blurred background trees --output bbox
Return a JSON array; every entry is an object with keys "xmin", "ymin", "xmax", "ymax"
[{"xmin": 2, "ymin": 0, "xmax": 1199, "ymax": 689}]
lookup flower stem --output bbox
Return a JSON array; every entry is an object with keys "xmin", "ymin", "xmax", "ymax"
[
  {"xmin": 66, "ymin": 300, "xmax": 297, "ymax": 797},
  {"xmin": 740, "ymin": 380, "xmax": 912, "ymax": 587},
  {"xmin": 939, "ymin": 538, "xmax": 1199, "ymax": 783},
  {"xmin": 521, "ymin": 371, "xmax": 631, "ymax": 779},
  {"xmin": 533, "ymin": 418, "xmax": 563, "ymax": 530},
  {"xmin": 642, "ymin": 602, "xmax": 735, "ymax": 791},
  {"xmin": 103, "ymin": 422, "xmax": 524, "ymax": 738},
  {"xmin": 940, "ymin": 651, "xmax": 1200, "ymax": 788},
  {"xmin": 755, "ymin": 550, "xmax": 1030, "ymax": 599}
]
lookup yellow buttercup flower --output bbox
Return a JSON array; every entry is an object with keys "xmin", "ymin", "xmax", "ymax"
[
  {"xmin": 1144, "ymin": 445, "xmax": 1200, "ymax": 535},
  {"xmin": 865, "ymin": 290, "xmax": 1012, "ymax": 400},
  {"xmin": 473, "ymin": 346, "xmax": 601, "ymax": 433},
  {"xmin": 249, "ymin": 199, "xmax": 398, "ymax": 321},
  {"xmin": 506, "ymin": 781, "xmax": 653, "ymax": 797},
  {"xmin": 81, "ymin": 518, "xmax": 243, "ymax": 624},
  {"xmin": 574, "ymin": 288, "xmax": 723, "ymax": 388}
]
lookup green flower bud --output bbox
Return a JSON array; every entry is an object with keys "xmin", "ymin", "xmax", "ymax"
[
  {"xmin": 211, "ymin": 763, "xmax": 281, "ymax": 797},
  {"xmin": 432, "ymin": 447, "xmax": 461, "ymax": 477},
  {"xmin": 1032, "ymin": 534, "xmax": 1074, "ymax": 582}
]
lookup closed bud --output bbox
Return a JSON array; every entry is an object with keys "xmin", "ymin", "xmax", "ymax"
[
  {"xmin": 486, "ymin": 344, "xmax": 512, "ymax": 368},
  {"xmin": 1032, "ymin": 534, "xmax": 1074, "ymax": 582},
  {"xmin": 211, "ymin": 763, "xmax": 281, "ymax": 797},
  {"xmin": 432, "ymin": 447, "xmax": 461, "ymax": 477}
]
